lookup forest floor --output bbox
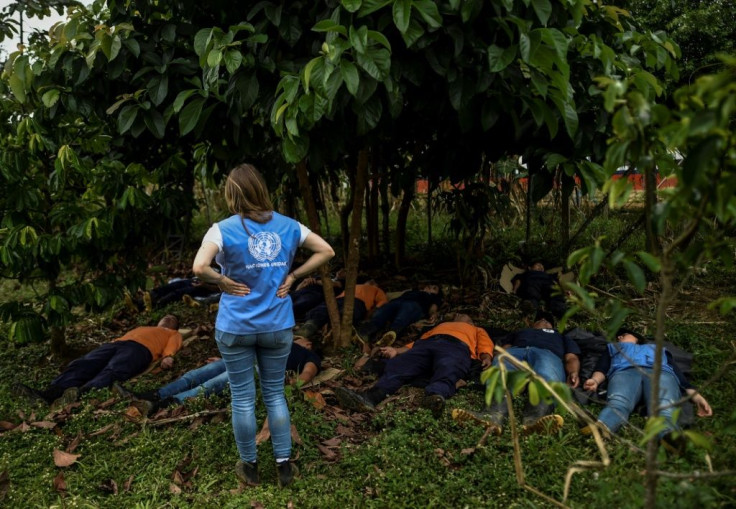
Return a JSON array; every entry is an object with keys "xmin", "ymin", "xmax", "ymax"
[{"xmin": 1, "ymin": 219, "xmax": 736, "ymax": 508}]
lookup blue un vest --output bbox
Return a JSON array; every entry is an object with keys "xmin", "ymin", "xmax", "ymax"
[
  {"xmin": 215, "ymin": 212, "xmax": 301, "ymax": 334},
  {"xmin": 607, "ymin": 342, "xmax": 676, "ymax": 378}
]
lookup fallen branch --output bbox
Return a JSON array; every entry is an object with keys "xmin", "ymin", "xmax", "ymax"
[
  {"xmin": 648, "ymin": 470, "xmax": 736, "ymax": 480},
  {"xmin": 146, "ymin": 409, "xmax": 227, "ymax": 427}
]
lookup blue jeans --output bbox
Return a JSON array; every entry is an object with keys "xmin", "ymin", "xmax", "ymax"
[
  {"xmin": 158, "ymin": 359, "xmax": 228, "ymax": 403},
  {"xmin": 598, "ymin": 367, "xmax": 680, "ymax": 435},
  {"xmin": 216, "ymin": 328, "xmax": 293, "ymax": 463},
  {"xmin": 493, "ymin": 346, "xmax": 566, "ymax": 382}
]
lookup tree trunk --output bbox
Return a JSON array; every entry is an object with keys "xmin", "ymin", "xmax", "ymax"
[
  {"xmin": 427, "ymin": 176, "xmax": 433, "ymax": 247},
  {"xmin": 340, "ymin": 171, "xmax": 355, "ymax": 266},
  {"xmin": 337, "ymin": 149, "xmax": 370, "ymax": 347},
  {"xmin": 395, "ymin": 173, "xmax": 415, "ymax": 268},
  {"xmin": 561, "ymin": 171, "xmax": 572, "ymax": 255},
  {"xmin": 379, "ymin": 176, "xmax": 390, "ymax": 258},
  {"xmin": 366, "ymin": 168, "xmax": 380, "ymax": 262},
  {"xmin": 644, "ymin": 256, "xmax": 674, "ymax": 508},
  {"xmin": 48, "ymin": 279, "xmax": 67, "ymax": 357},
  {"xmin": 295, "ymin": 161, "xmax": 341, "ymax": 342},
  {"xmin": 644, "ymin": 167, "xmax": 662, "ymax": 255},
  {"xmin": 526, "ymin": 169, "xmax": 533, "ymax": 243}
]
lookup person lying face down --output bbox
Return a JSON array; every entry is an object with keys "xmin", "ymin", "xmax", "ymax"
[
  {"xmin": 582, "ymin": 328, "xmax": 712, "ymax": 437},
  {"xmin": 335, "ymin": 313, "xmax": 494, "ymax": 418},
  {"xmin": 13, "ymin": 315, "xmax": 183, "ymax": 408}
]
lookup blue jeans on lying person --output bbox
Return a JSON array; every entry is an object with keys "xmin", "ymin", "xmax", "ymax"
[
  {"xmin": 493, "ymin": 346, "xmax": 566, "ymax": 383},
  {"xmin": 216, "ymin": 328, "xmax": 293, "ymax": 464},
  {"xmin": 598, "ymin": 367, "xmax": 680, "ymax": 436},
  {"xmin": 157, "ymin": 359, "xmax": 228, "ymax": 403}
]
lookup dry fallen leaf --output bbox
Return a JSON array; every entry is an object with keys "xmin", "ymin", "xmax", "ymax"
[
  {"xmin": 322, "ymin": 437, "xmax": 342, "ymax": 447},
  {"xmin": 250, "ymin": 501, "xmax": 265, "ymax": 508},
  {"xmin": 290, "ymin": 425, "xmax": 303, "ymax": 446},
  {"xmin": 0, "ymin": 421, "xmax": 17, "ymax": 431},
  {"xmin": 461, "ymin": 447, "xmax": 476, "ymax": 455},
  {"xmin": 304, "ymin": 390, "xmax": 326, "ymax": 410},
  {"xmin": 124, "ymin": 406, "xmax": 142, "ymax": 419},
  {"xmin": 89, "ymin": 423, "xmax": 116, "ymax": 437},
  {"xmin": 255, "ymin": 425, "xmax": 271, "ymax": 445},
  {"xmin": 30, "ymin": 421, "xmax": 57, "ymax": 430},
  {"xmin": 99, "ymin": 479, "xmax": 118, "ymax": 495},
  {"xmin": 169, "ymin": 483, "xmax": 182, "ymax": 495},
  {"xmin": 66, "ymin": 432, "xmax": 83, "ymax": 453},
  {"xmin": 53, "ymin": 471, "xmax": 66, "ymax": 493},
  {"xmin": 15, "ymin": 422, "xmax": 30, "ymax": 433},
  {"xmin": 0, "ymin": 470, "xmax": 10, "ymax": 501},
  {"xmin": 53, "ymin": 449, "xmax": 80, "ymax": 468},
  {"xmin": 316, "ymin": 444, "xmax": 338, "ymax": 461},
  {"xmin": 123, "ymin": 474, "xmax": 134, "ymax": 492}
]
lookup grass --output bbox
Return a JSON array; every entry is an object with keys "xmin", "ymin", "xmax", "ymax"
[{"xmin": 1, "ymin": 208, "xmax": 736, "ymax": 507}]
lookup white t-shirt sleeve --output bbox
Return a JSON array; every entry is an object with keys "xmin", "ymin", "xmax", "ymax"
[
  {"xmin": 202, "ymin": 224, "xmax": 223, "ymax": 251},
  {"xmin": 298, "ymin": 222, "xmax": 311, "ymax": 246}
]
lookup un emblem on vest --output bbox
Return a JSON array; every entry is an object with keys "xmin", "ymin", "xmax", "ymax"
[{"xmin": 249, "ymin": 232, "xmax": 282, "ymax": 261}]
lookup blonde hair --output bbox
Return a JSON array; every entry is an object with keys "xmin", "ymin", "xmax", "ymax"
[{"xmin": 224, "ymin": 164, "xmax": 273, "ymax": 225}]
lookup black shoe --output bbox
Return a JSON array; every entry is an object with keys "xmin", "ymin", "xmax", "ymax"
[
  {"xmin": 12, "ymin": 383, "xmax": 52, "ymax": 404},
  {"xmin": 133, "ymin": 396, "xmax": 176, "ymax": 417},
  {"xmin": 235, "ymin": 460, "xmax": 259, "ymax": 486},
  {"xmin": 421, "ymin": 394, "xmax": 446, "ymax": 418},
  {"xmin": 335, "ymin": 387, "xmax": 376, "ymax": 412},
  {"xmin": 112, "ymin": 382, "xmax": 138, "ymax": 401},
  {"xmin": 661, "ymin": 432, "xmax": 687, "ymax": 456},
  {"xmin": 277, "ymin": 460, "xmax": 299, "ymax": 488},
  {"xmin": 113, "ymin": 382, "xmax": 158, "ymax": 402}
]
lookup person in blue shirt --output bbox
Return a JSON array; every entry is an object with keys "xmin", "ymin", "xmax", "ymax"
[
  {"xmin": 192, "ymin": 164, "xmax": 334, "ymax": 488},
  {"xmin": 582, "ymin": 328, "xmax": 712, "ymax": 440}
]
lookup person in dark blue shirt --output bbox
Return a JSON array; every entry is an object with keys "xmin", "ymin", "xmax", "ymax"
[
  {"xmin": 512, "ymin": 262, "xmax": 567, "ymax": 318},
  {"xmin": 452, "ymin": 312, "xmax": 580, "ymax": 435}
]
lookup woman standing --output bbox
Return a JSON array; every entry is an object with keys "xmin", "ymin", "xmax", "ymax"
[{"xmin": 193, "ymin": 164, "xmax": 334, "ymax": 487}]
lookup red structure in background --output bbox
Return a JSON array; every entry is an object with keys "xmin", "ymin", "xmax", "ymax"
[{"xmin": 414, "ymin": 172, "xmax": 677, "ymax": 194}]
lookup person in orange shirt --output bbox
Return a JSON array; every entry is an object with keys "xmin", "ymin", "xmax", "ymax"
[
  {"xmin": 14, "ymin": 315, "xmax": 182, "ymax": 408},
  {"xmin": 294, "ymin": 278, "xmax": 388, "ymax": 340},
  {"xmin": 335, "ymin": 314, "xmax": 493, "ymax": 417}
]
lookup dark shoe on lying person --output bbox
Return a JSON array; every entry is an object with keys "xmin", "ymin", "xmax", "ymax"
[
  {"xmin": 132, "ymin": 396, "xmax": 177, "ymax": 417},
  {"xmin": 451, "ymin": 408, "xmax": 503, "ymax": 435},
  {"xmin": 334, "ymin": 387, "xmax": 379, "ymax": 412},
  {"xmin": 522, "ymin": 414, "xmax": 564, "ymax": 435},
  {"xmin": 50, "ymin": 387, "xmax": 79, "ymax": 410},
  {"xmin": 12, "ymin": 383, "xmax": 52, "ymax": 404},
  {"xmin": 421, "ymin": 394, "xmax": 446, "ymax": 418}
]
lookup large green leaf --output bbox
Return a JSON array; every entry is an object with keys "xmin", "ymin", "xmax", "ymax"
[
  {"xmin": 342, "ymin": 0, "xmax": 362, "ymax": 13},
  {"xmin": 117, "ymin": 104, "xmax": 138, "ymax": 133},
  {"xmin": 144, "ymin": 109, "xmax": 166, "ymax": 139},
  {"xmin": 179, "ymin": 97, "xmax": 205, "ymax": 135},
  {"xmin": 392, "ymin": 0, "xmax": 411, "ymax": 33},
  {"xmin": 413, "ymin": 0, "xmax": 442, "ymax": 28},
  {"xmin": 487, "ymin": 44, "xmax": 517, "ymax": 73},
  {"xmin": 340, "ymin": 60, "xmax": 360, "ymax": 96},
  {"xmin": 224, "ymin": 50, "xmax": 243, "ymax": 74},
  {"xmin": 532, "ymin": 0, "xmax": 552, "ymax": 26}
]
